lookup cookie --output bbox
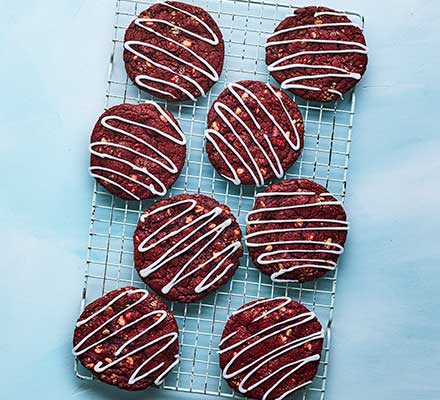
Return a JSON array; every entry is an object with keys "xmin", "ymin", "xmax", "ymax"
[
  {"xmin": 245, "ymin": 179, "xmax": 348, "ymax": 283},
  {"xmin": 219, "ymin": 297, "xmax": 323, "ymax": 399},
  {"xmin": 134, "ymin": 194, "xmax": 243, "ymax": 302},
  {"xmin": 123, "ymin": 1, "xmax": 225, "ymax": 102},
  {"xmin": 72, "ymin": 287, "xmax": 179, "ymax": 391},
  {"xmin": 89, "ymin": 102, "xmax": 186, "ymax": 200},
  {"xmin": 205, "ymin": 80, "xmax": 304, "ymax": 186},
  {"xmin": 266, "ymin": 6, "xmax": 368, "ymax": 102}
]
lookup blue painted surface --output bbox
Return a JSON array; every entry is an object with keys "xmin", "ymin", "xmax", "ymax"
[{"xmin": 1, "ymin": 0, "xmax": 439, "ymax": 399}]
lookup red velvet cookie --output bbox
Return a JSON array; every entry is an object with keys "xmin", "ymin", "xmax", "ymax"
[
  {"xmin": 134, "ymin": 194, "xmax": 243, "ymax": 302},
  {"xmin": 219, "ymin": 297, "xmax": 323, "ymax": 400},
  {"xmin": 246, "ymin": 179, "xmax": 348, "ymax": 283},
  {"xmin": 205, "ymin": 80, "xmax": 304, "ymax": 186},
  {"xmin": 89, "ymin": 102, "xmax": 186, "ymax": 200},
  {"xmin": 266, "ymin": 6, "xmax": 368, "ymax": 102},
  {"xmin": 124, "ymin": 1, "xmax": 225, "ymax": 102},
  {"xmin": 73, "ymin": 287, "xmax": 179, "ymax": 391}
]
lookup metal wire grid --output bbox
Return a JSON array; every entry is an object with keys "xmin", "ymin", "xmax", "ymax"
[{"xmin": 74, "ymin": 0, "xmax": 363, "ymax": 399}]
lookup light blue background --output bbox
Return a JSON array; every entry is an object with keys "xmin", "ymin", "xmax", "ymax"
[{"xmin": 1, "ymin": 0, "xmax": 439, "ymax": 399}]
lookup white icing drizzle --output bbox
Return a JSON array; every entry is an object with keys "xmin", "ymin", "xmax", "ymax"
[
  {"xmin": 219, "ymin": 297, "xmax": 324, "ymax": 400},
  {"xmin": 328, "ymin": 88, "xmax": 344, "ymax": 100},
  {"xmin": 205, "ymin": 82, "xmax": 302, "ymax": 186},
  {"xmin": 137, "ymin": 198, "xmax": 241, "ymax": 294},
  {"xmin": 124, "ymin": 1, "xmax": 220, "ymax": 100},
  {"xmin": 266, "ymin": 10, "xmax": 368, "ymax": 98},
  {"xmin": 245, "ymin": 191, "xmax": 348, "ymax": 282},
  {"xmin": 72, "ymin": 288, "xmax": 179, "ymax": 386},
  {"xmin": 89, "ymin": 101, "xmax": 186, "ymax": 200}
]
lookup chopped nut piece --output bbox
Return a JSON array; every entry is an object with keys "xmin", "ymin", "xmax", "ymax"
[
  {"xmin": 195, "ymin": 205, "xmax": 204, "ymax": 213},
  {"xmin": 305, "ymin": 232, "xmax": 315, "ymax": 241},
  {"xmin": 94, "ymin": 345, "xmax": 103, "ymax": 354}
]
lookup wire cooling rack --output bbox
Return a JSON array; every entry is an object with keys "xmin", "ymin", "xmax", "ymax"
[{"xmin": 74, "ymin": 1, "xmax": 364, "ymax": 399}]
